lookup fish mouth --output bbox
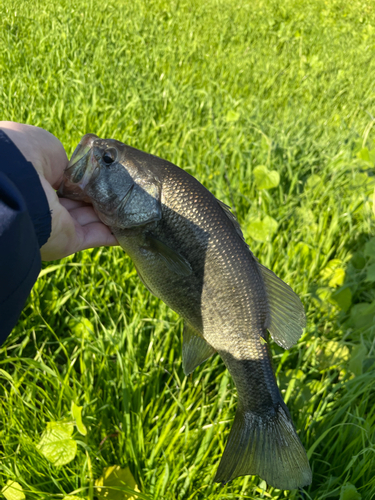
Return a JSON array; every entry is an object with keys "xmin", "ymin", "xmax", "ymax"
[
  {"xmin": 69, "ymin": 133, "xmax": 98, "ymax": 168},
  {"xmin": 57, "ymin": 134, "xmax": 99, "ymax": 198}
]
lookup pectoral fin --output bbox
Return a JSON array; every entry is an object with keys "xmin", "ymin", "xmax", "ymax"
[
  {"xmin": 259, "ymin": 264, "xmax": 306, "ymax": 349},
  {"xmin": 145, "ymin": 235, "xmax": 192, "ymax": 277},
  {"xmin": 182, "ymin": 322, "xmax": 216, "ymax": 376}
]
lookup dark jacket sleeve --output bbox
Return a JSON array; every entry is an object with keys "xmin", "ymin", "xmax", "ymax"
[{"xmin": 0, "ymin": 130, "xmax": 51, "ymax": 344}]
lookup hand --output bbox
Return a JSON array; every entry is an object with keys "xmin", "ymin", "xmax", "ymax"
[{"xmin": 0, "ymin": 122, "xmax": 118, "ymax": 260}]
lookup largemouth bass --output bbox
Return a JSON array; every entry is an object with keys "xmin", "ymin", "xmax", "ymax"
[{"xmin": 58, "ymin": 134, "xmax": 312, "ymax": 490}]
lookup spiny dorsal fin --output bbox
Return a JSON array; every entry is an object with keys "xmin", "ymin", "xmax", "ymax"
[
  {"xmin": 182, "ymin": 322, "xmax": 216, "ymax": 376},
  {"xmin": 259, "ymin": 264, "xmax": 306, "ymax": 349},
  {"xmin": 217, "ymin": 200, "xmax": 248, "ymax": 246},
  {"xmin": 217, "ymin": 199, "xmax": 304, "ymax": 348},
  {"xmin": 145, "ymin": 234, "xmax": 192, "ymax": 276}
]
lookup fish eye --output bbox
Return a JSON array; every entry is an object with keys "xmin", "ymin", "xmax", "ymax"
[{"xmin": 102, "ymin": 148, "xmax": 117, "ymax": 165}]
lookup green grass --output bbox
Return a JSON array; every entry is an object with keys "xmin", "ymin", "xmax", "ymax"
[{"xmin": 1, "ymin": 0, "xmax": 375, "ymax": 498}]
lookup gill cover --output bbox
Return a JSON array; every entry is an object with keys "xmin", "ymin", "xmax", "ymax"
[{"xmin": 114, "ymin": 179, "xmax": 162, "ymax": 228}]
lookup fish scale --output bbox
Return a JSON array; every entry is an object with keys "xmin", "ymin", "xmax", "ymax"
[
  {"xmin": 58, "ymin": 134, "xmax": 312, "ymax": 490},
  {"xmin": 159, "ymin": 179, "xmax": 266, "ymax": 351}
]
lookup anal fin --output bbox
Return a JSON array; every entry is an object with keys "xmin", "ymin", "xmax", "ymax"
[{"xmin": 182, "ymin": 322, "xmax": 216, "ymax": 376}]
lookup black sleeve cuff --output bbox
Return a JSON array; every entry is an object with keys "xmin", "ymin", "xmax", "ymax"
[
  {"xmin": 0, "ymin": 130, "xmax": 51, "ymax": 248},
  {"xmin": 0, "ymin": 172, "xmax": 42, "ymax": 344}
]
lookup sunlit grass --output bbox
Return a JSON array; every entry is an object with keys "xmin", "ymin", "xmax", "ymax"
[{"xmin": 1, "ymin": 0, "xmax": 375, "ymax": 498}]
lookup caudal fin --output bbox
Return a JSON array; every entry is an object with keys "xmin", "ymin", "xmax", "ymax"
[{"xmin": 214, "ymin": 404, "xmax": 312, "ymax": 490}]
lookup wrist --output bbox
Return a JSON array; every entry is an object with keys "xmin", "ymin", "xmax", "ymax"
[{"xmin": 0, "ymin": 129, "xmax": 52, "ymax": 247}]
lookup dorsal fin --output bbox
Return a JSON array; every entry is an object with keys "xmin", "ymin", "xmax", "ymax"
[
  {"xmin": 217, "ymin": 199, "xmax": 305, "ymax": 349},
  {"xmin": 259, "ymin": 264, "xmax": 306, "ymax": 349},
  {"xmin": 217, "ymin": 200, "xmax": 248, "ymax": 246}
]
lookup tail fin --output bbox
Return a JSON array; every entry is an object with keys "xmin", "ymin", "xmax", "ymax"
[{"xmin": 214, "ymin": 404, "xmax": 312, "ymax": 490}]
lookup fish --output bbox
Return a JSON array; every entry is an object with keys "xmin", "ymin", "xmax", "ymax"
[{"xmin": 58, "ymin": 134, "xmax": 312, "ymax": 490}]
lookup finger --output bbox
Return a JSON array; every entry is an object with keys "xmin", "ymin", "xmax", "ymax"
[
  {"xmin": 69, "ymin": 206, "xmax": 101, "ymax": 226},
  {"xmin": 59, "ymin": 198, "xmax": 92, "ymax": 210},
  {"xmin": 0, "ymin": 122, "xmax": 68, "ymax": 186},
  {"xmin": 77, "ymin": 222, "xmax": 119, "ymax": 251}
]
